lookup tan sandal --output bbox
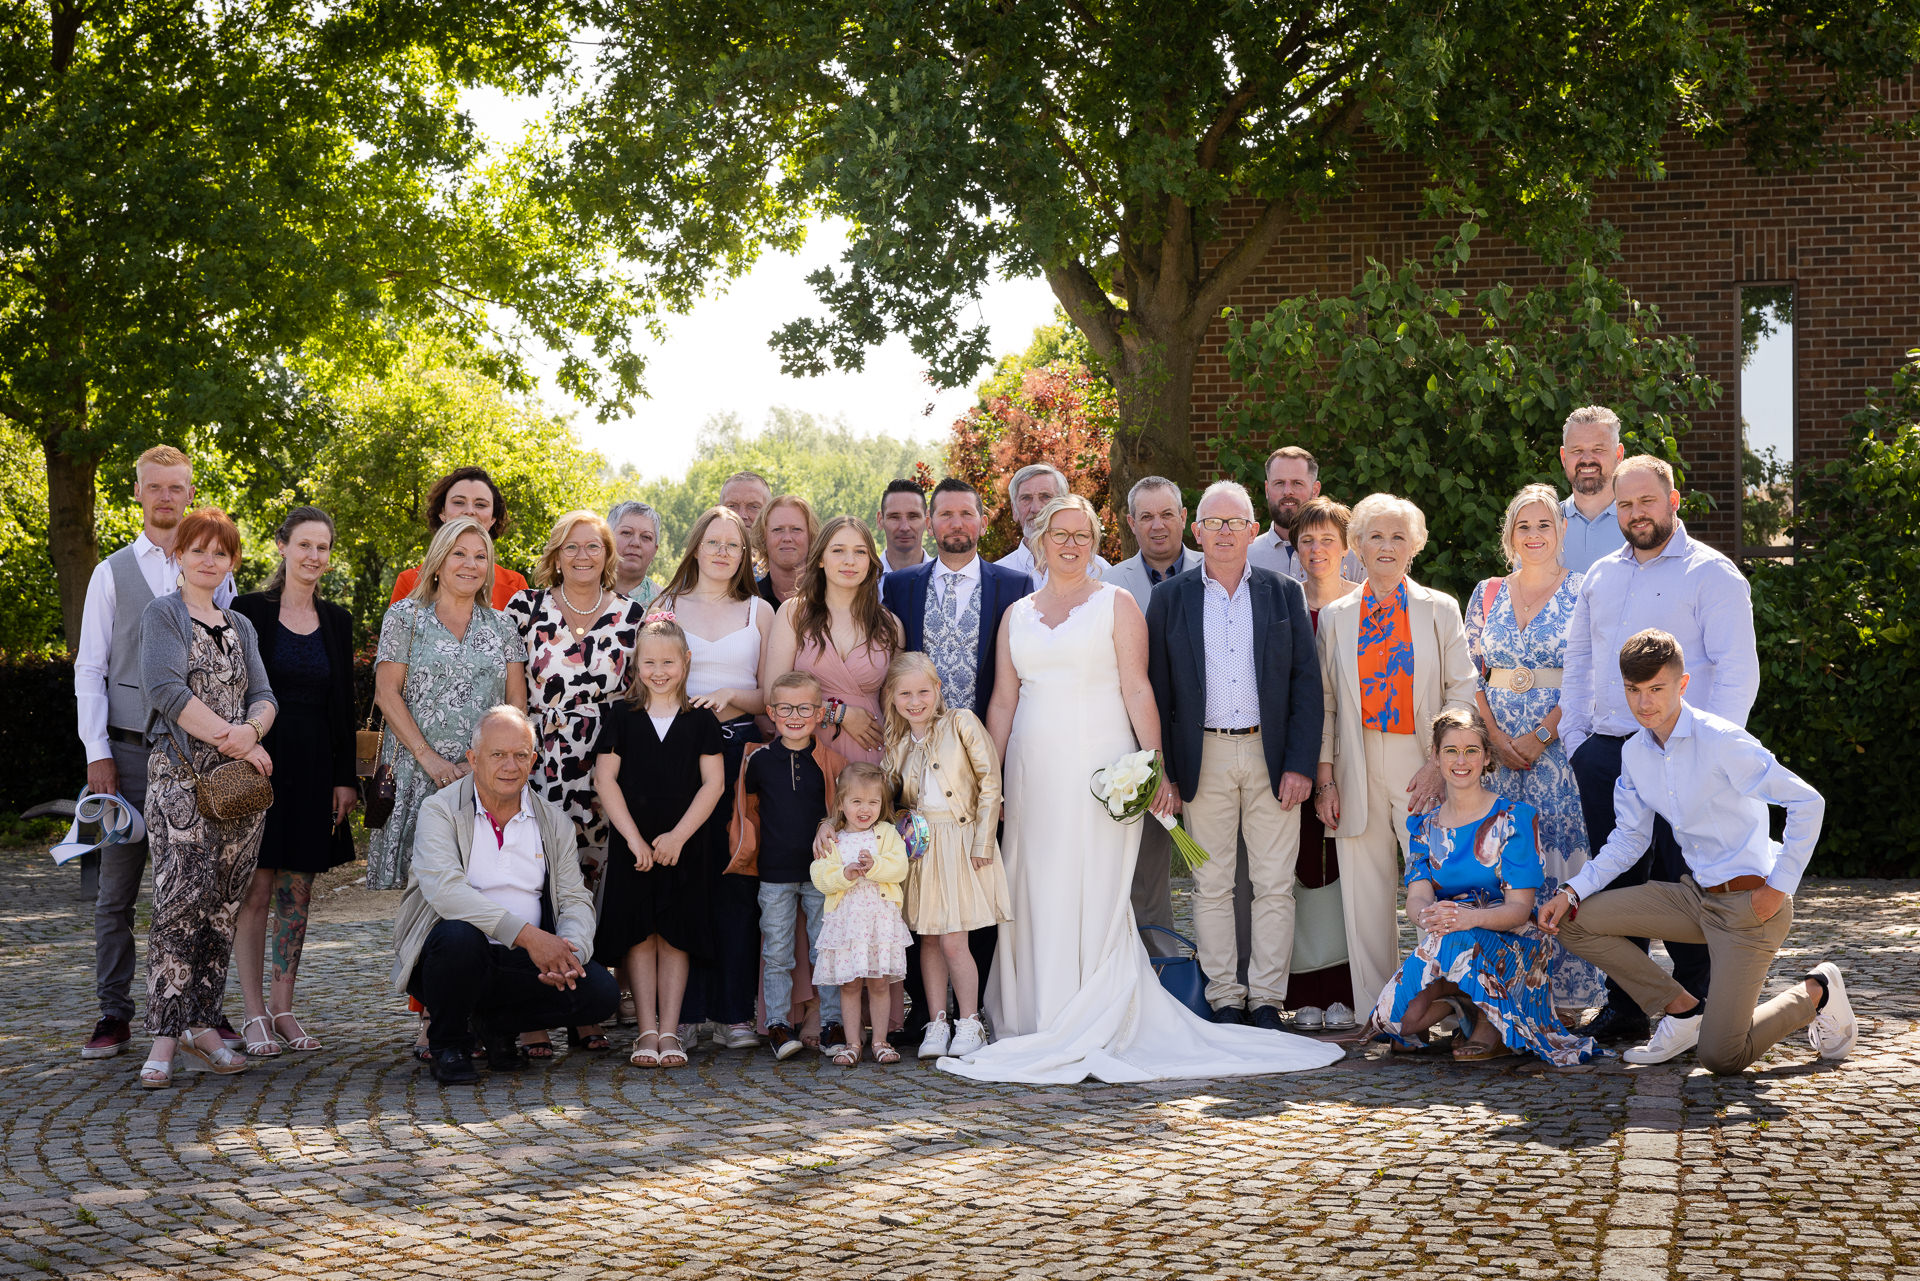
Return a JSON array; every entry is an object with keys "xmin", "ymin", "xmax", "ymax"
[
  {"xmin": 177, "ymin": 1028, "xmax": 250, "ymax": 1075},
  {"xmin": 1453, "ymin": 1039, "xmax": 1516, "ymax": 1063}
]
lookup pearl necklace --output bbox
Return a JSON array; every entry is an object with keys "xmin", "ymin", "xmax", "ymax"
[{"xmin": 558, "ymin": 583, "xmax": 605, "ymax": 637}]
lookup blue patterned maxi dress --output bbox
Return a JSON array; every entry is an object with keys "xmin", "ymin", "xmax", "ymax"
[
  {"xmin": 1463, "ymin": 574, "xmax": 1609, "ymax": 1011},
  {"xmin": 1366, "ymin": 800, "xmax": 1600, "ymax": 1066}
]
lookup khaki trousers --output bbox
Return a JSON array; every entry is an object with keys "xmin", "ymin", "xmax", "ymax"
[
  {"xmin": 1335, "ymin": 728, "xmax": 1425, "ymax": 1015},
  {"xmin": 1185, "ymin": 731, "xmax": 1301, "ymax": 1010},
  {"xmin": 1559, "ymin": 877, "xmax": 1816, "ymax": 1075}
]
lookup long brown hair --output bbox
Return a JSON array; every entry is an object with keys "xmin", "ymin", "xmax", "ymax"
[
  {"xmin": 263, "ymin": 505, "xmax": 334, "ymax": 594},
  {"xmin": 793, "ymin": 515, "xmax": 898, "ymax": 663},
  {"xmin": 657, "ymin": 506, "xmax": 757, "ymax": 604}
]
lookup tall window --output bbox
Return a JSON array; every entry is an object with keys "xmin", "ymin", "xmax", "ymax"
[{"xmin": 1739, "ymin": 284, "xmax": 1794, "ymax": 554}]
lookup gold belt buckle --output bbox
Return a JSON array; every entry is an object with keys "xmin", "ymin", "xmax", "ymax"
[{"xmin": 1508, "ymin": 668, "xmax": 1535, "ymax": 692}]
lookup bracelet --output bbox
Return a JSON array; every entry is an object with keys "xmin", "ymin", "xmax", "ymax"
[
  {"xmin": 244, "ymin": 716, "xmax": 267, "ymax": 739},
  {"xmin": 1314, "ymin": 782, "xmax": 1334, "ymax": 797}
]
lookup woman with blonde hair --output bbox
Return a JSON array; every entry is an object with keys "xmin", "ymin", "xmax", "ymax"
[
  {"xmin": 1463, "ymin": 483, "xmax": 1606, "ymax": 1020},
  {"xmin": 370, "ymin": 517, "xmax": 528, "ymax": 895},
  {"xmin": 1314, "ymin": 493, "xmax": 1477, "ymax": 1017},
  {"xmin": 504, "ymin": 509, "xmax": 648, "ymax": 1054}
]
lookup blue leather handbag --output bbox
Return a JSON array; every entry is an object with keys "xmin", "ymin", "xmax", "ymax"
[{"xmin": 1141, "ymin": 925, "xmax": 1211, "ymax": 1020}]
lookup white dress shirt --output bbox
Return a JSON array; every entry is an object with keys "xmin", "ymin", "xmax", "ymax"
[
  {"xmin": 1201, "ymin": 561, "xmax": 1260, "ymax": 730},
  {"xmin": 1247, "ymin": 524, "xmax": 1365, "ymax": 583},
  {"xmin": 931, "ymin": 554, "xmax": 983, "ymax": 619},
  {"xmin": 993, "ymin": 541, "xmax": 1111, "ymax": 594},
  {"xmin": 74, "ymin": 532, "xmax": 237, "ymax": 762},
  {"xmin": 468, "ymin": 787, "xmax": 547, "ymax": 926},
  {"xmin": 1566, "ymin": 705, "xmax": 1824, "ymax": 899},
  {"xmin": 1559, "ymin": 520, "xmax": 1758, "ymax": 758}
]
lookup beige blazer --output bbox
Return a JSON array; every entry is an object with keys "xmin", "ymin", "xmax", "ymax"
[
  {"xmin": 882, "ymin": 707, "xmax": 1003, "ymax": 865},
  {"xmin": 1316, "ymin": 576, "xmax": 1478, "ymax": 838}
]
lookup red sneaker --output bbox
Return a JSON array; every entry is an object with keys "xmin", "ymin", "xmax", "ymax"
[{"xmin": 81, "ymin": 1017, "xmax": 131, "ymax": 1060}]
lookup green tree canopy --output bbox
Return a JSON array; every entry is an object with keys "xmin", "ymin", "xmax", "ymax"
[
  {"xmin": 554, "ymin": 0, "xmax": 1920, "ymax": 543},
  {"xmin": 2, "ymin": 0, "xmax": 650, "ymax": 647}
]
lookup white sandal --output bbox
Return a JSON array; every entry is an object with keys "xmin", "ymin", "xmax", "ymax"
[
  {"xmin": 242, "ymin": 1015, "xmax": 283, "ymax": 1057},
  {"xmin": 138, "ymin": 1058, "xmax": 173, "ymax": 1090},
  {"xmin": 177, "ymin": 1028, "xmax": 250, "ymax": 1075},
  {"xmin": 270, "ymin": 1011, "xmax": 321, "ymax": 1052}
]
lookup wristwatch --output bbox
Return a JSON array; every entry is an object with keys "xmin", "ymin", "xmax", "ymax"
[{"xmin": 1533, "ymin": 725, "xmax": 1553, "ymax": 745}]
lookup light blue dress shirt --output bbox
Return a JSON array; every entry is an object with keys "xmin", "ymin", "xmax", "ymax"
[
  {"xmin": 1560, "ymin": 494, "xmax": 1627, "ymax": 575},
  {"xmin": 1559, "ymin": 520, "xmax": 1758, "ymax": 757},
  {"xmin": 1200, "ymin": 562, "xmax": 1259, "ymax": 730},
  {"xmin": 1566, "ymin": 705, "xmax": 1824, "ymax": 898}
]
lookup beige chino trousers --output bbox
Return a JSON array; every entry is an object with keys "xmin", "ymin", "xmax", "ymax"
[
  {"xmin": 1335, "ymin": 728, "xmax": 1426, "ymax": 1016},
  {"xmin": 1185, "ymin": 730, "xmax": 1301, "ymax": 1011}
]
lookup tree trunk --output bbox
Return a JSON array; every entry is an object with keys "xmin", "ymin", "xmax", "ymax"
[
  {"xmin": 44, "ymin": 441, "xmax": 101, "ymax": 655},
  {"xmin": 1106, "ymin": 324, "xmax": 1203, "ymax": 558}
]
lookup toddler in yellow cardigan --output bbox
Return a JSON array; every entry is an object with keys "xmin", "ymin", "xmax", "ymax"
[{"xmin": 811, "ymin": 763, "xmax": 913, "ymax": 1067}]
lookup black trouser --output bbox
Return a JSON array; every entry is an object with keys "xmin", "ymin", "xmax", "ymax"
[
  {"xmin": 1570, "ymin": 734, "xmax": 1711, "ymax": 1008},
  {"xmin": 900, "ymin": 925, "xmax": 998, "ymax": 1033},
  {"xmin": 408, "ymin": 920, "xmax": 618, "ymax": 1051}
]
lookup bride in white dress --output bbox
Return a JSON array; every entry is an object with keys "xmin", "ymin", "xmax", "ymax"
[{"xmin": 939, "ymin": 495, "xmax": 1345, "ymax": 1084}]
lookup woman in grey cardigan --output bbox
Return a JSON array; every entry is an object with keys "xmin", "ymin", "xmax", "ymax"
[{"xmin": 135, "ymin": 508, "xmax": 278, "ymax": 1089}]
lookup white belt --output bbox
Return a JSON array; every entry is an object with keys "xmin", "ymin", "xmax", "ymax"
[{"xmin": 1487, "ymin": 666, "xmax": 1562, "ymax": 692}]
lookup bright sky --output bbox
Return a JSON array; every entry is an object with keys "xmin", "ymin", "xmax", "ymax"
[
  {"xmin": 1742, "ymin": 323, "xmax": 1794, "ymax": 461},
  {"xmin": 463, "ymin": 88, "xmax": 1056, "ymax": 482}
]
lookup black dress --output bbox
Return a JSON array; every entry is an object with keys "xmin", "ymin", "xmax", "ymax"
[
  {"xmin": 232, "ymin": 593, "xmax": 357, "ymax": 875},
  {"xmin": 592, "ymin": 702, "xmax": 723, "ymax": 964}
]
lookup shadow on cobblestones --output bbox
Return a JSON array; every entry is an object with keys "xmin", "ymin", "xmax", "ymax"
[{"xmin": 3, "ymin": 847, "xmax": 1917, "ymax": 1280}]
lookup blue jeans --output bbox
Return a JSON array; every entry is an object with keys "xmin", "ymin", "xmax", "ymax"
[{"xmin": 758, "ymin": 879, "xmax": 839, "ymax": 1027}]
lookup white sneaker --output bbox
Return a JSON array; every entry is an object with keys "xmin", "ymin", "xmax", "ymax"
[
  {"xmin": 1323, "ymin": 1002, "xmax": 1356, "ymax": 1030},
  {"xmin": 722, "ymin": 1023, "xmax": 760, "ymax": 1050},
  {"xmin": 948, "ymin": 1015, "xmax": 988, "ymax": 1058},
  {"xmin": 1292, "ymin": 1006, "xmax": 1325, "ymax": 1030},
  {"xmin": 1623, "ymin": 1011, "xmax": 1702, "ymax": 1064},
  {"xmin": 918, "ymin": 1015, "xmax": 952, "ymax": 1060},
  {"xmin": 1806, "ymin": 962, "xmax": 1858, "ymax": 1061},
  {"xmin": 676, "ymin": 1022, "xmax": 697, "ymax": 1047}
]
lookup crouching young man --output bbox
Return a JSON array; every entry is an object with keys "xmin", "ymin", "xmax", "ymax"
[
  {"xmin": 1538, "ymin": 629, "xmax": 1856, "ymax": 1073},
  {"xmin": 391, "ymin": 705, "xmax": 618, "ymax": 1083}
]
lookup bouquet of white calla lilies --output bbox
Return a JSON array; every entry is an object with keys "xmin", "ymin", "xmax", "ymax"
[{"xmin": 1088, "ymin": 749, "xmax": 1212, "ymax": 874}]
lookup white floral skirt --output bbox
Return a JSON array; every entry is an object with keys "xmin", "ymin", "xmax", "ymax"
[{"xmin": 814, "ymin": 880, "xmax": 912, "ymax": 986}]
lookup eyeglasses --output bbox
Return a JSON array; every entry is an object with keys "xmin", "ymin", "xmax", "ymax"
[
  {"xmin": 702, "ymin": 539, "xmax": 745, "ymax": 557},
  {"xmin": 1196, "ymin": 516, "xmax": 1256, "ymax": 533},
  {"xmin": 1438, "ymin": 746, "xmax": 1487, "ymax": 760},
  {"xmin": 560, "ymin": 542, "xmax": 604, "ymax": 557},
  {"xmin": 770, "ymin": 702, "xmax": 820, "ymax": 718},
  {"xmin": 1045, "ymin": 529, "xmax": 1094, "ymax": 547}
]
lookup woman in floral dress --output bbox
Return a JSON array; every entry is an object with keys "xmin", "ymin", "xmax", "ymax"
[
  {"xmin": 1463, "ymin": 484, "xmax": 1608, "ymax": 1019},
  {"xmin": 505, "ymin": 510, "xmax": 647, "ymax": 1053}
]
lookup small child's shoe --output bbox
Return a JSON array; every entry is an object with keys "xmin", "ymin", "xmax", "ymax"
[
  {"xmin": 768, "ymin": 1024, "xmax": 804, "ymax": 1061},
  {"xmin": 918, "ymin": 1013, "xmax": 952, "ymax": 1060},
  {"xmin": 948, "ymin": 1015, "xmax": 988, "ymax": 1058}
]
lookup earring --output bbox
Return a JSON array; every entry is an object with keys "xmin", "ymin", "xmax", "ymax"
[{"xmin": 175, "ymin": 572, "xmax": 185, "ymax": 589}]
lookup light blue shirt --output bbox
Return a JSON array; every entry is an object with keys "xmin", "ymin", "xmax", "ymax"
[
  {"xmin": 1559, "ymin": 519, "xmax": 1758, "ymax": 757},
  {"xmin": 1200, "ymin": 561, "xmax": 1259, "ymax": 730},
  {"xmin": 1560, "ymin": 494, "xmax": 1627, "ymax": 575},
  {"xmin": 1566, "ymin": 705, "xmax": 1824, "ymax": 898}
]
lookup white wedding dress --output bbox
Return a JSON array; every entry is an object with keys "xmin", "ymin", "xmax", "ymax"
[{"xmin": 939, "ymin": 584, "xmax": 1346, "ymax": 1084}]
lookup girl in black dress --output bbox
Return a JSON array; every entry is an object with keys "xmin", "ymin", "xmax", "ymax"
[
  {"xmin": 593, "ymin": 617, "xmax": 725, "ymax": 1069},
  {"xmin": 231, "ymin": 507, "xmax": 358, "ymax": 1057}
]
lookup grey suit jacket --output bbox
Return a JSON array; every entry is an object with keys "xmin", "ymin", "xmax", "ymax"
[
  {"xmin": 1107, "ymin": 547, "xmax": 1203, "ymax": 611},
  {"xmin": 389, "ymin": 777, "xmax": 596, "ymax": 993}
]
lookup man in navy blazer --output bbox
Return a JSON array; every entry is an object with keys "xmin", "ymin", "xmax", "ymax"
[
  {"xmin": 1146, "ymin": 481, "xmax": 1323, "ymax": 1028},
  {"xmin": 879, "ymin": 476, "xmax": 1031, "ymax": 1049}
]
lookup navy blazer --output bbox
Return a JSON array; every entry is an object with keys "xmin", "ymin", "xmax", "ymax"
[
  {"xmin": 881, "ymin": 557, "xmax": 1035, "ymax": 714},
  {"xmin": 1145, "ymin": 563, "xmax": 1323, "ymax": 803}
]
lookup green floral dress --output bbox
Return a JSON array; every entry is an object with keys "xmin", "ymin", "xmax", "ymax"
[{"xmin": 365, "ymin": 599, "xmax": 528, "ymax": 890}]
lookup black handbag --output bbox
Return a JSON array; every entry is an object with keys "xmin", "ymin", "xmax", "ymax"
[{"xmin": 362, "ymin": 601, "xmax": 420, "ymax": 830}]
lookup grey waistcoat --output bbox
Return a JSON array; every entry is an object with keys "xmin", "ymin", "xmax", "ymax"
[{"xmin": 106, "ymin": 545, "xmax": 157, "ymax": 734}]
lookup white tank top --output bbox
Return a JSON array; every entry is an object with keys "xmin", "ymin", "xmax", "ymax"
[{"xmin": 681, "ymin": 595, "xmax": 762, "ymax": 700}]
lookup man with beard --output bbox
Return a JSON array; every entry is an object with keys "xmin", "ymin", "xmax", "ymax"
[
  {"xmin": 991, "ymin": 463, "xmax": 1110, "ymax": 590},
  {"xmin": 1558, "ymin": 406, "xmax": 1629, "ymax": 573},
  {"xmin": 73, "ymin": 444, "xmax": 238, "ymax": 1061},
  {"xmin": 1247, "ymin": 446, "xmax": 1363, "ymax": 583},
  {"xmin": 1560, "ymin": 455, "xmax": 1759, "ymax": 1044},
  {"xmin": 881, "ymin": 477, "xmax": 1033, "ymax": 1041}
]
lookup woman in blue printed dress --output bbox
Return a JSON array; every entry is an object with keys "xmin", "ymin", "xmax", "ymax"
[
  {"xmin": 1364, "ymin": 708, "xmax": 1599, "ymax": 1066},
  {"xmin": 1463, "ymin": 484, "xmax": 1608, "ymax": 1018}
]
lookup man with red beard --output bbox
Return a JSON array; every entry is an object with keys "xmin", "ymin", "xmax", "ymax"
[
  {"xmin": 1558, "ymin": 406, "xmax": 1629, "ymax": 573},
  {"xmin": 1559, "ymin": 455, "xmax": 1759, "ymax": 1046}
]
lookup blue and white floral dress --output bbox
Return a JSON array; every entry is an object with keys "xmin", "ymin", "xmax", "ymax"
[
  {"xmin": 1366, "ymin": 799, "xmax": 1599, "ymax": 1066},
  {"xmin": 1464, "ymin": 574, "xmax": 1609, "ymax": 1011}
]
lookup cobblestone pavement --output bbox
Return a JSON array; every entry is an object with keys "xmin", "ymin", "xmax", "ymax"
[{"xmin": 2, "ymin": 846, "xmax": 1917, "ymax": 1280}]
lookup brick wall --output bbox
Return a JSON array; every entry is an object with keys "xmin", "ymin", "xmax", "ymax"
[{"xmin": 1192, "ymin": 87, "xmax": 1920, "ymax": 552}]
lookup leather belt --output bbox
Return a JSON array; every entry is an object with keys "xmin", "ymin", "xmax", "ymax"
[
  {"xmin": 1702, "ymin": 875, "xmax": 1767, "ymax": 894},
  {"xmin": 1204, "ymin": 726, "xmax": 1259, "ymax": 736},
  {"xmin": 107, "ymin": 727, "xmax": 147, "ymax": 747},
  {"xmin": 1487, "ymin": 666, "xmax": 1563, "ymax": 692}
]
